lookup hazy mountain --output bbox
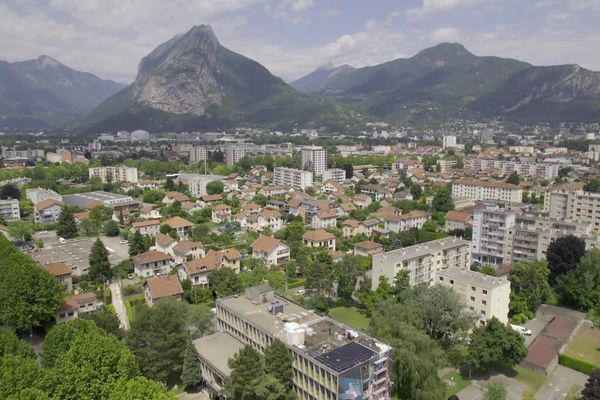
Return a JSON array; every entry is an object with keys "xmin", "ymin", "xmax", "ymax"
[
  {"xmin": 82, "ymin": 25, "xmax": 355, "ymax": 132},
  {"xmin": 295, "ymin": 42, "xmax": 600, "ymax": 124},
  {"xmin": 0, "ymin": 56, "xmax": 125, "ymax": 129},
  {"xmin": 291, "ymin": 63, "xmax": 356, "ymax": 93}
]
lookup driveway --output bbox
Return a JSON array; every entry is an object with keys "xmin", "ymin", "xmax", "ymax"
[
  {"xmin": 535, "ymin": 365, "xmax": 588, "ymax": 400},
  {"xmin": 110, "ymin": 281, "xmax": 130, "ymax": 330}
]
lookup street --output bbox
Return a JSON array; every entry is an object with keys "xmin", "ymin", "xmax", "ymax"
[{"xmin": 109, "ymin": 281, "xmax": 130, "ymax": 331}]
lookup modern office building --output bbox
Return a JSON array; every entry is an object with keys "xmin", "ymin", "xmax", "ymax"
[
  {"xmin": 62, "ymin": 191, "xmax": 139, "ymax": 210},
  {"xmin": 322, "ymin": 168, "xmax": 347, "ymax": 183},
  {"xmin": 189, "ymin": 146, "xmax": 208, "ymax": 164},
  {"xmin": 301, "ymin": 146, "xmax": 327, "ymax": 176},
  {"xmin": 452, "ymin": 179, "xmax": 522, "ymax": 203},
  {"xmin": 436, "ymin": 267, "xmax": 511, "ymax": 326},
  {"xmin": 274, "ymin": 167, "xmax": 314, "ymax": 190},
  {"xmin": 371, "ymin": 237, "xmax": 471, "ymax": 290},
  {"xmin": 0, "ymin": 199, "xmax": 20, "ymax": 222},
  {"xmin": 194, "ymin": 283, "xmax": 393, "ymax": 399},
  {"xmin": 225, "ymin": 146, "xmax": 246, "ymax": 166},
  {"xmin": 88, "ymin": 166, "xmax": 138, "ymax": 183}
]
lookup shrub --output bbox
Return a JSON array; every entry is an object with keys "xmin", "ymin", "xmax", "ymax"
[
  {"xmin": 123, "ymin": 285, "xmax": 143, "ymax": 296},
  {"xmin": 558, "ymin": 354, "xmax": 597, "ymax": 375},
  {"xmin": 103, "ymin": 288, "xmax": 112, "ymax": 305}
]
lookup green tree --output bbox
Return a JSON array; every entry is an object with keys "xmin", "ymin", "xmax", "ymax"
[
  {"xmin": 103, "ymin": 220, "xmax": 120, "ymax": 236},
  {"xmin": 556, "ymin": 248, "xmax": 600, "ymax": 310},
  {"xmin": 108, "ymin": 377, "xmax": 176, "ymax": 400},
  {"xmin": 56, "ymin": 207, "xmax": 79, "ymax": 239},
  {"xmin": 0, "ymin": 328, "xmax": 34, "ymax": 358},
  {"xmin": 505, "ymin": 171, "xmax": 520, "ymax": 185},
  {"xmin": 305, "ymin": 259, "xmax": 334, "ymax": 298},
  {"xmin": 264, "ymin": 339, "xmax": 294, "ymax": 390},
  {"xmin": 128, "ymin": 230, "xmax": 145, "ymax": 256},
  {"xmin": 390, "ymin": 270, "xmax": 411, "ymax": 298},
  {"xmin": 7, "ymin": 220, "xmax": 33, "ymax": 242},
  {"xmin": 164, "ymin": 178, "xmax": 176, "ymax": 191},
  {"xmin": 483, "ymin": 381, "xmax": 507, "ymax": 400},
  {"xmin": 90, "ymin": 204, "xmax": 113, "ymax": 225},
  {"xmin": 584, "ymin": 178, "xmax": 600, "ymax": 193},
  {"xmin": 81, "ymin": 309, "xmax": 123, "ymax": 338},
  {"xmin": 410, "ymin": 184, "xmax": 422, "ymax": 200},
  {"xmin": 186, "ymin": 303, "xmax": 214, "ymax": 339},
  {"xmin": 206, "ymin": 180, "xmax": 224, "ymax": 195},
  {"xmin": 508, "ymin": 260, "xmax": 552, "ymax": 313},
  {"xmin": 42, "ymin": 319, "xmax": 102, "ymax": 367},
  {"xmin": 52, "ymin": 330, "xmax": 139, "ymax": 400},
  {"xmin": 224, "ymin": 345, "xmax": 265, "ymax": 400},
  {"xmin": 208, "ymin": 268, "xmax": 243, "ymax": 298},
  {"xmin": 432, "ymin": 186, "xmax": 454, "ymax": 212},
  {"xmin": 334, "ymin": 255, "xmax": 362, "ymax": 300},
  {"xmin": 89, "ymin": 238, "xmax": 112, "ymax": 282},
  {"xmin": 581, "ymin": 368, "xmax": 600, "ymax": 400},
  {"xmin": 254, "ymin": 374, "xmax": 290, "ymax": 400},
  {"xmin": 546, "ymin": 235, "xmax": 586, "ymax": 283},
  {"xmin": 125, "ymin": 298, "xmax": 189, "ymax": 384},
  {"xmin": 467, "ymin": 317, "xmax": 527, "ymax": 371},
  {"xmin": 0, "ymin": 355, "xmax": 53, "ymax": 399},
  {"xmin": 180, "ymin": 341, "xmax": 202, "ymax": 390},
  {"xmin": 0, "ymin": 183, "xmax": 20, "ymax": 200},
  {"xmin": 0, "ymin": 235, "xmax": 63, "ymax": 332}
]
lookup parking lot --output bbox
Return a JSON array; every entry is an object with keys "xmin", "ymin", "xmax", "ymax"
[{"xmin": 31, "ymin": 237, "xmax": 126, "ymax": 276}]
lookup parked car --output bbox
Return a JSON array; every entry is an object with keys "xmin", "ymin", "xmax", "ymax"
[
  {"xmin": 119, "ymin": 240, "xmax": 128, "ymax": 245},
  {"xmin": 58, "ymin": 237, "xmax": 66, "ymax": 244},
  {"xmin": 510, "ymin": 324, "xmax": 532, "ymax": 336},
  {"xmin": 127, "ymin": 273, "xmax": 134, "ymax": 280}
]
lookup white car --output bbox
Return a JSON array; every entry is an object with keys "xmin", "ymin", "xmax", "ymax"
[
  {"xmin": 119, "ymin": 240, "xmax": 128, "ymax": 245},
  {"xmin": 510, "ymin": 324, "xmax": 532, "ymax": 336},
  {"xmin": 58, "ymin": 237, "xmax": 66, "ymax": 244}
]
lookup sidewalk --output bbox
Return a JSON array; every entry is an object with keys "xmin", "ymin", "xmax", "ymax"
[{"xmin": 109, "ymin": 281, "xmax": 130, "ymax": 330}]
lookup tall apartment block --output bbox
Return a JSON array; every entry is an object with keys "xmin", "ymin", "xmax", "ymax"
[
  {"xmin": 451, "ymin": 179, "xmax": 522, "ymax": 203},
  {"xmin": 189, "ymin": 146, "xmax": 208, "ymax": 164},
  {"xmin": 467, "ymin": 159, "xmax": 560, "ymax": 180},
  {"xmin": 436, "ymin": 267, "xmax": 510, "ymax": 326},
  {"xmin": 274, "ymin": 167, "xmax": 314, "ymax": 190},
  {"xmin": 225, "ymin": 146, "xmax": 246, "ymax": 166},
  {"xmin": 301, "ymin": 146, "xmax": 327, "ymax": 176},
  {"xmin": 442, "ymin": 135, "xmax": 457, "ymax": 149},
  {"xmin": 545, "ymin": 187, "xmax": 600, "ymax": 230},
  {"xmin": 0, "ymin": 198, "xmax": 20, "ymax": 222},
  {"xmin": 88, "ymin": 166, "xmax": 138, "ymax": 183},
  {"xmin": 194, "ymin": 283, "xmax": 393, "ymax": 400},
  {"xmin": 371, "ymin": 237, "xmax": 471, "ymax": 290},
  {"xmin": 322, "ymin": 168, "xmax": 347, "ymax": 183}
]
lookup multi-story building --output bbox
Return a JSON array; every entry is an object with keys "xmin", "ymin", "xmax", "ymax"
[
  {"xmin": 466, "ymin": 159, "xmax": 559, "ymax": 180},
  {"xmin": 372, "ymin": 237, "xmax": 471, "ymax": 289},
  {"xmin": 301, "ymin": 146, "xmax": 327, "ymax": 176},
  {"xmin": 322, "ymin": 168, "xmax": 347, "ymax": 183},
  {"xmin": 442, "ymin": 135, "xmax": 457, "ymax": 149},
  {"xmin": 545, "ymin": 188, "xmax": 600, "ymax": 230},
  {"xmin": 274, "ymin": 167, "xmax": 313, "ymax": 190},
  {"xmin": 174, "ymin": 173, "xmax": 227, "ymax": 197},
  {"xmin": 225, "ymin": 146, "xmax": 246, "ymax": 166},
  {"xmin": 0, "ymin": 199, "xmax": 20, "ymax": 222},
  {"xmin": 451, "ymin": 179, "xmax": 522, "ymax": 203},
  {"xmin": 26, "ymin": 187, "xmax": 62, "ymax": 205},
  {"xmin": 1, "ymin": 147, "xmax": 44, "ymax": 161},
  {"xmin": 88, "ymin": 166, "xmax": 138, "ymax": 183},
  {"xmin": 436, "ymin": 267, "xmax": 510, "ymax": 326},
  {"xmin": 189, "ymin": 146, "xmax": 208, "ymax": 164},
  {"xmin": 194, "ymin": 283, "xmax": 393, "ymax": 399}
]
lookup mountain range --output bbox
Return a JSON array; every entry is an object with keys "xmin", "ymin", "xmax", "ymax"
[
  {"xmin": 3, "ymin": 26, "xmax": 600, "ymax": 132},
  {"xmin": 291, "ymin": 43, "xmax": 600, "ymax": 124},
  {"xmin": 0, "ymin": 56, "xmax": 125, "ymax": 130}
]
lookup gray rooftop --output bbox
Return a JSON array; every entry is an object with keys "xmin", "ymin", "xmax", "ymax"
[
  {"xmin": 193, "ymin": 332, "xmax": 245, "ymax": 376},
  {"xmin": 374, "ymin": 237, "xmax": 470, "ymax": 263},
  {"xmin": 62, "ymin": 191, "xmax": 139, "ymax": 208},
  {"xmin": 437, "ymin": 267, "xmax": 510, "ymax": 289}
]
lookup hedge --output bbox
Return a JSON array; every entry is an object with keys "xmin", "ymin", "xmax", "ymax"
[
  {"xmin": 287, "ymin": 279, "xmax": 306, "ymax": 290},
  {"xmin": 558, "ymin": 353, "xmax": 597, "ymax": 375}
]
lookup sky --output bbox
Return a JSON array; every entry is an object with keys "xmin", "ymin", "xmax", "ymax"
[{"xmin": 2, "ymin": 0, "xmax": 600, "ymax": 83}]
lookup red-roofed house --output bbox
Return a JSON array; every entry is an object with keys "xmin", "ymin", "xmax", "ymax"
[
  {"xmin": 144, "ymin": 275, "xmax": 184, "ymax": 306},
  {"xmin": 251, "ymin": 235, "xmax": 290, "ymax": 267}
]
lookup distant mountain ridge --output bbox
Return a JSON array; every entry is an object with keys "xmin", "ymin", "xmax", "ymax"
[
  {"xmin": 291, "ymin": 63, "xmax": 356, "ymax": 93},
  {"xmin": 293, "ymin": 43, "xmax": 600, "ymax": 124},
  {"xmin": 0, "ymin": 56, "xmax": 125, "ymax": 129},
  {"xmin": 81, "ymin": 25, "xmax": 355, "ymax": 132}
]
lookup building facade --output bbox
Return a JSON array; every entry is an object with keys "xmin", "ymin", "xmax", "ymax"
[
  {"xmin": 189, "ymin": 146, "xmax": 208, "ymax": 164},
  {"xmin": 301, "ymin": 146, "xmax": 327, "ymax": 176},
  {"xmin": 322, "ymin": 168, "xmax": 347, "ymax": 183},
  {"xmin": 88, "ymin": 166, "xmax": 139, "ymax": 183},
  {"xmin": 274, "ymin": 167, "xmax": 314, "ymax": 190},
  {"xmin": 451, "ymin": 179, "xmax": 522, "ymax": 203},
  {"xmin": 0, "ymin": 199, "xmax": 20, "ymax": 222},
  {"xmin": 225, "ymin": 146, "xmax": 246, "ymax": 166}
]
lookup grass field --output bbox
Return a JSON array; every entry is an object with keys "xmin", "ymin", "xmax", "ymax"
[
  {"xmin": 328, "ymin": 307, "xmax": 370, "ymax": 331},
  {"xmin": 443, "ymin": 371, "xmax": 471, "ymax": 396},
  {"xmin": 565, "ymin": 324, "xmax": 600, "ymax": 365}
]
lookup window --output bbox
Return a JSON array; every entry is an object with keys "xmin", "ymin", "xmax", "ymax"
[
  {"xmin": 439, "ymin": 277, "xmax": 444, "ymax": 281},
  {"xmin": 480, "ymin": 310, "xmax": 486, "ymax": 315},
  {"xmin": 450, "ymin": 279, "xmax": 454, "ymax": 284},
  {"xmin": 471, "ymin": 286, "xmax": 476, "ymax": 292},
  {"xmin": 470, "ymin": 296, "xmax": 475, "ymax": 301},
  {"xmin": 481, "ymin": 300, "xmax": 487, "ymax": 305},
  {"xmin": 482, "ymin": 289, "xmax": 488, "ymax": 295}
]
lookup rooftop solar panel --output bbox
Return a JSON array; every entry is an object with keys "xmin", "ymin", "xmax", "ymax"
[{"xmin": 314, "ymin": 341, "xmax": 375, "ymax": 373}]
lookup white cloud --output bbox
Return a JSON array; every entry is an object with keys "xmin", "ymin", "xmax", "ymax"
[
  {"xmin": 427, "ymin": 26, "xmax": 462, "ymax": 42},
  {"xmin": 406, "ymin": 0, "xmax": 484, "ymax": 19},
  {"xmin": 290, "ymin": 0, "xmax": 314, "ymax": 12}
]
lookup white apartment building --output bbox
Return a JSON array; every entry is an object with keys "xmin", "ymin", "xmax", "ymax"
[
  {"xmin": 442, "ymin": 135, "xmax": 457, "ymax": 149},
  {"xmin": 174, "ymin": 173, "xmax": 227, "ymax": 197},
  {"xmin": 545, "ymin": 188, "xmax": 600, "ymax": 230},
  {"xmin": 301, "ymin": 146, "xmax": 327, "ymax": 176},
  {"xmin": 436, "ymin": 267, "xmax": 510, "ymax": 326},
  {"xmin": 26, "ymin": 187, "xmax": 62, "ymax": 205},
  {"xmin": 467, "ymin": 159, "xmax": 559, "ymax": 180},
  {"xmin": 88, "ymin": 166, "xmax": 138, "ymax": 183},
  {"xmin": 189, "ymin": 146, "xmax": 208, "ymax": 164},
  {"xmin": 0, "ymin": 199, "xmax": 20, "ymax": 222},
  {"xmin": 225, "ymin": 146, "xmax": 246, "ymax": 166},
  {"xmin": 322, "ymin": 168, "xmax": 346, "ymax": 183},
  {"xmin": 372, "ymin": 237, "xmax": 471, "ymax": 290},
  {"xmin": 452, "ymin": 179, "xmax": 522, "ymax": 203},
  {"xmin": 274, "ymin": 167, "xmax": 313, "ymax": 190}
]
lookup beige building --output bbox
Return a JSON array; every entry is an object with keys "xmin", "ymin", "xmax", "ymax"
[
  {"xmin": 436, "ymin": 267, "xmax": 510, "ymax": 326},
  {"xmin": 372, "ymin": 237, "xmax": 471, "ymax": 290},
  {"xmin": 302, "ymin": 229, "xmax": 336, "ymax": 251},
  {"xmin": 301, "ymin": 146, "xmax": 327, "ymax": 176},
  {"xmin": 545, "ymin": 187, "xmax": 600, "ymax": 231},
  {"xmin": 131, "ymin": 219, "xmax": 161, "ymax": 236},
  {"xmin": 452, "ymin": 179, "xmax": 522, "ymax": 203},
  {"xmin": 251, "ymin": 235, "xmax": 291, "ymax": 267},
  {"xmin": 322, "ymin": 168, "xmax": 346, "ymax": 183},
  {"xmin": 195, "ymin": 283, "xmax": 393, "ymax": 399},
  {"xmin": 225, "ymin": 146, "xmax": 246, "ymax": 166},
  {"xmin": 189, "ymin": 146, "xmax": 208, "ymax": 164},
  {"xmin": 274, "ymin": 167, "xmax": 313, "ymax": 190},
  {"xmin": 88, "ymin": 166, "xmax": 138, "ymax": 183}
]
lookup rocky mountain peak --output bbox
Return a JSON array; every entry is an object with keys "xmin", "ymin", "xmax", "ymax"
[{"xmin": 35, "ymin": 55, "xmax": 62, "ymax": 69}]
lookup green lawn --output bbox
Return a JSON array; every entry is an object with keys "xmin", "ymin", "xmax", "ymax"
[
  {"xmin": 490, "ymin": 363, "xmax": 546, "ymax": 399},
  {"xmin": 565, "ymin": 324, "xmax": 600, "ymax": 365},
  {"xmin": 443, "ymin": 371, "xmax": 471, "ymax": 396},
  {"xmin": 328, "ymin": 307, "xmax": 370, "ymax": 331}
]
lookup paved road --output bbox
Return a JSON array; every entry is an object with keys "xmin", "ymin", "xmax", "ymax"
[
  {"xmin": 100, "ymin": 235, "xmax": 130, "ymax": 262},
  {"xmin": 535, "ymin": 365, "xmax": 588, "ymax": 400},
  {"xmin": 110, "ymin": 282, "xmax": 130, "ymax": 331}
]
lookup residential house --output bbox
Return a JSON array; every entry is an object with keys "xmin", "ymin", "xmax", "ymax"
[
  {"xmin": 384, "ymin": 210, "xmax": 431, "ymax": 233},
  {"xmin": 259, "ymin": 185, "xmax": 290, "ymax": 197},
  {"xmin": 34, "ymin": 198, "xmax": 64, "ymax": 223},
  {"xmin": 212, "ymin": 204, "xmax": 232, "ymax": 223},
  {"xmin": 320, "ymin": 180, "xmax": 344, "ymax": 194},
  {"xmin": 139, "ymin": 205, "xmax": 161, "ymax": 219},
  {"xmin": 182, "ymin": 201, "xmax": 202, "ymax": 214},
  {"xmin": 444, "ymin": 210, "xmax": 474, "ymax": 232},
  {"xmin": 55, "ymin": 292, "xmax": 102, "ymax": 324},
  {"xmin": 312, "ymin": 209, "xmax": 337, "ymax": 229},
  {"xmin": 180, "ymin": 248, "xmax": 242, "ymax": 286},
  {"xmin": 353, "ymin": 194, "xmax": 372, "ymax": 208},
  {"xmin": 260, "ymin": 209, "xmax": 284, "ymax": 233},
  {"xmin": 353, "ymin": 241, "xmax": 384, "ymax": 257},
  {"xmin": 198, "ymin": 194, "xmax": 223, "ymax": 207},
  {"xmin": 172, "ymin": 240, "xmax": 205, "ymax": 265},
  {"xmin": 131, "ymin": 219, "xmax": 161, "ymax": 236},
  {"xmin": 154, "ymin": 232, "xmax": 177, "ymax": 254},
  {"xmin": 302, "ymin": 229, "xmax": 336, "ymax": 251},
  {"xmin": 251, "ymin": 235, "xmax": 291, "ymax": 267},
  {"xmin": 165, "ymin": 216, "xmax": 194, "ymax": 239},
  {"xmin": 162, "ymin": 191, "xmax": 191, "ymax": 205},
  {"xmin": 133, "ymin": 250, "xmax": 174, "ymax": 277},
  {"xmin": 44, "ymin": 262, "xmax": 73, "ymax": 292},
  {"xmin": 339, "ymin": 202, "xmax": 356, "ymax": 217},
  {"xmin": 361, "ymin": 184, "xmax": 392, "ymax": 201},
  {"xmin": 144, "ymin": 275, "xmax": 184, "ymax": 306}
]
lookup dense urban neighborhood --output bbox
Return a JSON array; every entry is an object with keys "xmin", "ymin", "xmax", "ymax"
[{"xmin": 0, "ymin": 127, "xmax": 599, "ymax": 400}]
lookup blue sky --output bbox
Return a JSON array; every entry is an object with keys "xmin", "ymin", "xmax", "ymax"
[{"xmin": 1, "ymin": 0, "xmax": 600, "ymax": 83}]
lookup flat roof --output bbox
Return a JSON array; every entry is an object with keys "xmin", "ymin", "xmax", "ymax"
[
  {"xmin": 314, "ymin": 341, "xmax": 375, "ymax": 373},
  {"xmin": 374, "ymin": 237, "xmax": 470, "ymax": 263},
  {"xmin": 193, "ymin": 332, "xmax": 244, "ymax": 376},
  {"xmin": 62, "ymin": 191, "xmax": 138, "ymax": 208},
  {"xmin": 437, "ymin": 267, "xmax": 510, "ymax": 290}
]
